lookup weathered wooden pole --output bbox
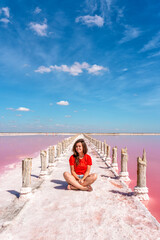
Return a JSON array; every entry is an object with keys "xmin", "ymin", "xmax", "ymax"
[
  {"xmin": 111, "ymin": 147, "xmax": 118, "ymax": 171},
  {"xmin": 39, "ymin": 150, "xmax": 48, "ymax": 177},
  {"xmin": 48, "ymin": 146, "xmax": 55, "ymax": 167},
  {"xmin": 106, "ymin": 145, "xmax": 111, "ymax": 164},
  {"xmin": 98, "ymin": 141, "xmax": 101, "ymax": 154},
  {"xmin": 56, "ymin": 144, "xmax": 60, "ymax": 158},
  {"xmin": 20, "ymin": 158, "xmax": 32, "ymax": 195},
  {"xmin": 134, "ymin": 149, "xmax": 149, "ymax": 200},
  {"xmin": 119, "ymin": 147, "xmax": 130, "ymax": 181}
]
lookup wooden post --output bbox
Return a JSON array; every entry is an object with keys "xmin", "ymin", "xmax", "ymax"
[
  {"xmin": 56, "ymin": 144, "xmax": 60, "ymax": 158},
  {"xmin": 48, "ymin": 146, "xmax": 55, "ymax": 167},
  {"xmin": 134, "ymin": 149, "xmax": 149, "ymax": 200},
  {"xmin": 119, "ymin": 147, "xmax": 130, "ymax": 181},
  {"xmin": 20, "ymin": 158, "xmax": 32, "ymax": 195},
  {"xmin": 39, "ymin": 150, "xmax": 48, "ymax": 177},
  {"xmin": 106, "ymin": 145, "xmax": 111, "ymax": 164},
  {"xmin": 111, "ymin": 147, "xmax": 118, "ymax": 171},
  {"xmin": 98, "ymin": 141, "xmax": 101, "ymax": 153}
]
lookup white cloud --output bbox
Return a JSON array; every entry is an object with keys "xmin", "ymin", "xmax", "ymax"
[
  {"xmin": 0, "ymin": 18, "xmax": 10, "ymax": 23},
  {"xmin": 51, "ymin": 62, "xmax": 89, "ymax": 76},
  {"xmin": 35, "ymin": 62, "xmax": 108, "ymax": 76},
  {"xmin": 75, "ymin": 15, "xmax": 104, "ymax": 27},
  {"xmin": 16, "ymin": 114, "xmax": 22, "ymax": 117},
  {"xmin": 0, "ymin": 7, "xmax": 10, "ymax": 18},
  {"xmin": 34, "ymin": 7, "xmax": 42, "ymax": 14},
  {"xmin": 6, "ymin": 107, "xmax": 31, "ymax": 112},
  {"xmin": 16, "ymin": 107, "xmax": 30, "ymax": 111},
  {"xmin": 119, "ymin": 25, "xmax": 141, "ymax": 44},
  {"xmin": 140, "ymin": 31, "xmax": 160, "ymax": 52},
  {"xmin": 49, "ymin": 103, "xmax": 53, "ymax": 106},
  {"xmin": 87, "ymin": 64, "xmax": 108, "ymax": 75},
  {"xmin": 0, "ymin": 7, "xmax": 10, "ymax": 25},
  {"xmin": 65, "ymin": 115, "xmax": 71, "ymax": 118},
  {"xmin": 56, "ymin": 101, "xmax": 69, "ymax": 106},
  {"xmin": 35, "ymin": 66, "xmax": 51, "ymax": 73},
  {"xmin": 29, "ymin": 22, "xmax": 48, "ymax": 36}
]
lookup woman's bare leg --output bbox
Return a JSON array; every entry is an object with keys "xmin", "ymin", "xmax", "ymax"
[
  {"xmin": 63, "ymin": 172, "xmax": 91, "ymax": 191},
  {"xmin": 82, "ymin": 173, "xmax": 97, "ymax": 187}
]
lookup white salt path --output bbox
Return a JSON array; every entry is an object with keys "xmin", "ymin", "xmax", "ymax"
[{"xmin": 0, "ymin": 135, "xmax": 160, "ymax": 240}]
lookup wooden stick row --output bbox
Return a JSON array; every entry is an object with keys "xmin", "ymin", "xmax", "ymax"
[
  {"xmin": 84, "ymin": 134, "xmax": 149, "ymax": 201},
  {"xmin": 20, "ymin": 134, "xmax": 79, "ymax": 197}
]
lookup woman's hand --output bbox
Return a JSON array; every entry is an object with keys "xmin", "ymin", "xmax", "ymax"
[{"xmin": 79, "ymin": 179, "xmax": 84, "ymax": 185}]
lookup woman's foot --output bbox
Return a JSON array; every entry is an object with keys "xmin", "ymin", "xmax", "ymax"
[
  {"xmin": 67, "ymin": 184, "xmax": 71, "ymax": 190},
  {"xmin": 67, "ymin": 184, "xmax": 93, "ymax": 191},
  {"xmin": 87, "ymin": 185, "xmax": 93, "ymax": 192},
  {"xmin": 67, "ymin": 184, "xmax": 78, "ymax": 190}
]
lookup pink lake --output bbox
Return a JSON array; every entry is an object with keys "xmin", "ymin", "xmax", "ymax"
[
  {"xmin": 93, "ymin": 135, "xmax": 160, "ymax": 223},
  {"xmin": 0, "ymin": 134, "xmax": 160, "ymax": 223},
  {"xmin": 0, "ymin": 135, "xmax": 70, "ymax": 174}
]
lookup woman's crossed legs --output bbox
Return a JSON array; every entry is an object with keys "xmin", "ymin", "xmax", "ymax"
[{"xmin": 63, "ymin": 172, "xmax": 97, "ymax": 191}]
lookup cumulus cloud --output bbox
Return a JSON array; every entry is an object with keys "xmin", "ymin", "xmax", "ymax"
[
  {"xmin": 75, "ymin": 15, "xmax": 104, "ymax": 27},
  {"xmin": 16, "ymin": 107, "xmax": 30, "ymax": 111},
  {"xmin": 34, "ymin": 7, "xmax": 42, "ymax": 14},
  {"xmin": 56, "ymin": 101, "xmax": 69, "ymax": 106},
  {"xmin": 29, "ymin": 22, "xmax": 48, "ymax": 36},
  {"xmin": 119, "ymin": 25, "xmax": 141, "ymax": 44},
  {"xmin": 35, "ymin": 62, "xmax": 108, "ymax": 76},
  {"xmin": 140, "ymin": 31, "xmax": 160, "ymax": 52},
  {"xmin": 35, "ymin": 66, "xmax": 51, "ymax": 73},
  {"xmin": 87, "ymin": 64, "xmax": 108, "ymax": 74}
]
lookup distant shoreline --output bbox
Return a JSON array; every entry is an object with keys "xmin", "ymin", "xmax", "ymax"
[{"xmin": 0, "ymin": 132, "xmax": 160, "ymax": 136}]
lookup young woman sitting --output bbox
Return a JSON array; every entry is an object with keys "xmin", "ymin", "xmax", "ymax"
[{"xmin": 63, "ymin": 138, "xmax": 97, "ymax": 191}]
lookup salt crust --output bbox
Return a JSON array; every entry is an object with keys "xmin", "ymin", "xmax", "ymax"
[{"xmin": 0, "ymin": 135, "xmax": 160, "ymax": 240}]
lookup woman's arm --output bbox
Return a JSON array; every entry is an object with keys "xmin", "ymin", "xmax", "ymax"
[
  {"xmin": 80, "ymin": 165, "xmax": 91, "ymax": 183},
  {"xmin": 70, "ymin": 165, "xmax": 79, "ymax": 180}
]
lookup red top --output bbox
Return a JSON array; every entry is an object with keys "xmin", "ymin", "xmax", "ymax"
[{"xmin": 69, "ymin": 154, "xmax": 92, "ymax": 174}]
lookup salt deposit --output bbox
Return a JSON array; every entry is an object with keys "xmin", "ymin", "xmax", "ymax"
[{"xmin": 0, "ymin": 135, "xmax": 160, "ymax": 240}]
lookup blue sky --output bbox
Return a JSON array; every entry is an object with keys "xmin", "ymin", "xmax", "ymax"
[{"xmin": 0, "ymin": 0, "xmax": 160, "ymax": 133}]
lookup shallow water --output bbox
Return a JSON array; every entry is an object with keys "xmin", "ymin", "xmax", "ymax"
[
  {"xmin": 92, "ymin": 135, "xmax": 160, "ymax": 222},
  {"xmin": 0, "ymin": 135, "xmax": 70, "ymax": 174}
]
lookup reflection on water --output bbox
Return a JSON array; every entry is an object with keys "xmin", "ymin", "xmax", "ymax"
[
  {"xmin": 0, "ymin": 135, "xmax": 70, "ymax": 174},
  {"xmin": 93, "ymin": 135, "xmax": 160, "ymax": 222}
]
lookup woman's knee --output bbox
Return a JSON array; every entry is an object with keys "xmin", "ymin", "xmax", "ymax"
[
  {"xmin": 92, "ymin": 173, "xmax": 97, "ymax": 181},
  {"xmin": 63, "ymin": 171, "xmax": 70, "ymax": 179}
]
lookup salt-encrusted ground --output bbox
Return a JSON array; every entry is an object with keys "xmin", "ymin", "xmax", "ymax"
[{"xmin": 0, "ymin": 135, "xmax": 160, "ymax": 240}]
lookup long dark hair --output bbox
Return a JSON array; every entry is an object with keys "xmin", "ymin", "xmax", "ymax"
[{"xmin": 72, "ymin": 138, "xmax": 88, "ymax": 165}]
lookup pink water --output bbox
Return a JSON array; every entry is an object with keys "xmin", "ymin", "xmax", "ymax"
[
  {"xmin": 93, "ymin": 135, "xmax": 160, "ymax": 222},
  {"xmin": 0, "ymin": 135, "xmax": 70, "ymax": 174}
]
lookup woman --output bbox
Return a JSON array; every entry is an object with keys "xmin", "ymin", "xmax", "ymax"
[{"xmin": 63, "ymin": 138, "xmax": 97, "ymax": 191}]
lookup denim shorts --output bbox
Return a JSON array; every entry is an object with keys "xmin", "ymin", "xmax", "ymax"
[{"xmin": 77, "ymin": 174, "xmax": 84, "ymax": 179}]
